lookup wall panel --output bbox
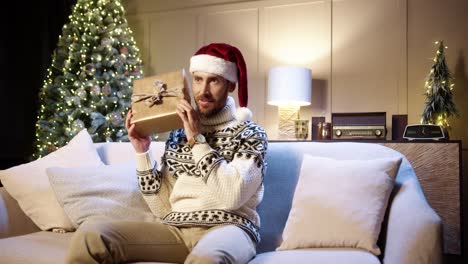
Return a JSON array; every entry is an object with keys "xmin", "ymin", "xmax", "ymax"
[
  {"xmin": 261, "ymin": 1, "xmax": 331, "ymax": 138},
  {"xmin": 198, "ymin": 8, "xmax": 262, "ymax": 122},
  {"xmin": 148, "ymin": 12, "xmax": 199, "ymax": 75},
  {"xmin": 332, "ymin": 0, "xmax": 405, "ymax": 133}
]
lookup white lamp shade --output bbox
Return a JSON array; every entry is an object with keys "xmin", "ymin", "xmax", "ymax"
[{"xmin": 267, "ymin": 66, "xmax": 312, "ymax": 106}]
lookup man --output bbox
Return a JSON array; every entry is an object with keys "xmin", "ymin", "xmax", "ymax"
[{"xmin": 67, "ymin": 43, "xmax": 268, "ymax": 264}]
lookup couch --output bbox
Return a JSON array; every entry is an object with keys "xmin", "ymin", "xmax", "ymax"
[{"xmin": 0, "ymin": 141, "xmax": 442, "ymax": 264}]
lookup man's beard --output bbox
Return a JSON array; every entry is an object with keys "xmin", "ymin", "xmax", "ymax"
[{"xmin": 195, "ymin": 95, "xmax": 224, "ymax": 118}]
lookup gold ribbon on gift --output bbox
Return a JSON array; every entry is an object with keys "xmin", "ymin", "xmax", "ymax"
[{"xmin": 131, "ymin": 80, "xmax": 183, "ymax": 107}]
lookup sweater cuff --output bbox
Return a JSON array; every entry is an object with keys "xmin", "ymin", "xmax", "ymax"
[
  {"xmin": 135, "ymin": 149, "xmax": 156, "ymax": 171},
  {"xmin": 191, "ymin": 143, "xmax": 213, "ymax": 163}
]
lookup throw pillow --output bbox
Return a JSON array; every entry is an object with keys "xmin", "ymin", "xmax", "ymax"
[
  {"xmin": 0, "ymin": 129, "xmax": 103, "ymax": 231},
  {"xmin": 277, "ymin": 154, "xmax": 402, "ymax": 255},
  {"xmin": 47, "ymin": 163, "xmax": 157, "ymax": 228}
]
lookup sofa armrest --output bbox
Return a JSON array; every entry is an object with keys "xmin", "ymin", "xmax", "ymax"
[
  {"xmin": 382, "ymin": 166, "xmax": 443, "ymax": 264},
  {"xmin": 0, "ymin": 188, "xmax": 40, "ymax": 238}
]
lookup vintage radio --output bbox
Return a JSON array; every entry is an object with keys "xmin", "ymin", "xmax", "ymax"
[{"xmin": 331, "ymin": 112, "xmax": 386, "ymax": 140}]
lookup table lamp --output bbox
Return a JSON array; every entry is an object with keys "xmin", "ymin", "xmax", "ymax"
[{"xmin": 267, "ymin": 66, "xmax": 312, "ymax": 139}]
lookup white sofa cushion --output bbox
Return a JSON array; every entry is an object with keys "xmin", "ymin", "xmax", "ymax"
[
  {"xmin": 0, "ymin": 129, "xmax": 103, "ymax": 231},
  {"xmin": 47, "ymin": 163, "xmax": 156, "ymax": 228},
  {"xmin": 277, "ymin": 154, "xmax": 402, "ymax": 255},
  {"xmin": 249, "ymin": 249, "xmax": 380, "ymax": 264}
]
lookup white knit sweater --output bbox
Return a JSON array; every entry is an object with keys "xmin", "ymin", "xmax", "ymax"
[{"xmin": 135, "ymin": 97, "xmax": 268, "ymax": 243}]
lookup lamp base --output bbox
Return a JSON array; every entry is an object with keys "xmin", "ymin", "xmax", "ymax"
[{"xmin": 278, "ymin": 106, "xmax": 300, "ymax": 140}]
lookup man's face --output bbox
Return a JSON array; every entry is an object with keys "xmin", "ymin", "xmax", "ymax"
[{"xmin": 192, "ymin": 71, "xmax": 235, "ymax": 117}]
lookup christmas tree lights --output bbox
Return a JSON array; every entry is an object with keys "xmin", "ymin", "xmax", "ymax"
[
  {"xmin": 33, "ymin": 0, "xmax": 143, "ymax": 158},
  {"xmin": 421, "ymin": 40, "xmax": 458, "ymax": 129}
]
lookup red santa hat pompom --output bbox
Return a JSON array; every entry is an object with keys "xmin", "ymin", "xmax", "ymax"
[{"xmin": 189, "ymin": 43, "xmax": 252, "ymax": 122}]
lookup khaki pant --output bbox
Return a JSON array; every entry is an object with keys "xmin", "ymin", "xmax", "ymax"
[{"xmin": 67, "ymin": 217, "xmax": 256, "ymax": 264}]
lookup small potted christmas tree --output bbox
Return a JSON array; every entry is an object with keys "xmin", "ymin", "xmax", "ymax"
[{"xmin": 421, "ymin": 40, "xmax": 459, "ymax": 138}]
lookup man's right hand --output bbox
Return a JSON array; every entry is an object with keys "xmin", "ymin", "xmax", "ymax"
[{"xmin": 125, "ymin": 109, "xmax": 151, "ymax": 153}]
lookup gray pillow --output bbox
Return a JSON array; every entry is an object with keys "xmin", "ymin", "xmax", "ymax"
[{"xmin": 47, "ymin": 163, "xmax": 157, "ymax": 228}]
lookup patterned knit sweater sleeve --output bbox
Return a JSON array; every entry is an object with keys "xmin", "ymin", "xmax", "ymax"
[
  {"xmin": 191, "ymin": 122, "xmax": 268, "ymax": 210},
  {"xmin": 135, "ymin": 141, "xmax": 173, "ymax": 218}
]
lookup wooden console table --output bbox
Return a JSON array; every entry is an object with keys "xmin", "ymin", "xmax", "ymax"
[{"xmin": 378, "ymin": 140, "xmax": 462, "ymax": 255}]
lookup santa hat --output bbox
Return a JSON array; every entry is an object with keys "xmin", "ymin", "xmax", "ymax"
[{"xmin": 189, "ymin": 43, "xmax": 252, "ymax": 121}]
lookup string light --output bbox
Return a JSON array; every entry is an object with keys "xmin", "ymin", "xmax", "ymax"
[
  {"xmin": 32, "ymin": 0, "xmax": 143, "ymax": 159},
  {"xmin": 421, "ymin": 40, "xmax": 458, "ymax": 129}
]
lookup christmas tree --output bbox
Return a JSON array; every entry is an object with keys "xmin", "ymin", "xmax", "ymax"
[
  {"xmin": 33, "ymin": 0, "xmax": 143, "ymax": 158},
  {"xmin": 421, "ymin": 40, "xmax": 458, "ymax": 128}
]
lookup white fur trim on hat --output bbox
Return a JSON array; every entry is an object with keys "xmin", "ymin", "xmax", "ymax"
[
  {"xmin": 190, "ymin": 54, "xmax": 238, "ymax": 83},
  {"xmin": 235, "ymin": 107, "xmax": 252, "ymax": 122}
]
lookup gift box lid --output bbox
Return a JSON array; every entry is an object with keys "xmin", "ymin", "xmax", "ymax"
[{"xmin": 130, "ymin": 69, "xmax": 191, "ymax": 135}]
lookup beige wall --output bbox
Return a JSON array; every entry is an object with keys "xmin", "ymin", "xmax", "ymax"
[
  {"xmin": 408, "ymin": 0, "xmax": 468, "ymax": 143},
  {"xmin": 123, "ymin": 0, "xmax": 467, "ymax": 144}
]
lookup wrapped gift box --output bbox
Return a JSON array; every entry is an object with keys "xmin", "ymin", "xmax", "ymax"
[{"xmin": 130, "ymin": 69, "xmax": 190, "ymax": 136}]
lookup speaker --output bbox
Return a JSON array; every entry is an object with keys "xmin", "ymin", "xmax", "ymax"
[
  {"xmin": 311, "ymin": 116, "xmax": 325, "ymax": 140},
  {"xmin": 392, "ymin": 114, "xmax": 408, "ymax": 140}
]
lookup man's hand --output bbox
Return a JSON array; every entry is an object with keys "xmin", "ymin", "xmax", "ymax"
[
  {"xmin": 125, "ymin": 109, "xmax": 151, "ymax": 153},
  {"xmin": 176, "ymin": 99, "xmax": 201, "ymax": 140}
]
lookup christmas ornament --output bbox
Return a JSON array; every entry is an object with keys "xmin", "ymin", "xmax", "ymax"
[
  {"xmin": 79, "ymin": 71, "xmax": 87, "ymax": 80},
  {"xmin": 116, "ymin": 129, "xmax": 124, "ymax": 137},
  {"xmin": 107, "ymin": 59, "xmax": 116, "ymax": 67},
  {"xmin": 54, "ymin": 76, "xmax": 65, "ymax": 86},
  {"xmin": 101, "ymin": 37, "xmax": 111, "ymax": 46},
  {"xmin": 84, "ymin": 80, "xmax": 93, "ymax": 86},
  {"xmin": 102, "ymin": 84, "xmax": 112, "ymax": 96},
  {"xmin": 92, "ymin": 53, "xmax": 102, "ymax": 62},
  {"xmin": 91, "ymin": 112, "xmax": 106, "ymax": 128},
  {"xmin": 76, "ymin": 88, "xmax": 87, "ymax": 99},
  {"xmin": 47, "ymin": 145, "xmax": 58, "ymax": 153},
  {"xmin": 66, "ymin": 97, "xmax": 74, "ymax": 106},
  {"xmin": 72, "ymin": 119, "xmax": 85, "ymax": 133},
  {"xmin": 120, "ymin": 47, "xmax": 129, "ymax": 55},
  {"xmin": 91, "ymin": 85, "xmax": 101, "ymax": 96},
  {"xmin": 89, "ymin": 24, "xmax": 97, "ymax": 35},
  {"xmin": 105, "ymin": 130, "xmax": 113, "ymax": 142},
  {"xmin": 73, "ymin": 96, "xmax": 81, "ymax": 106},
  {"xmin": 85, "ymin": 63, "xmax": 96, "ymax": 75},
  {"xmin": 108, "ymin": 112, "xmax": 122, "ymax": 126}
]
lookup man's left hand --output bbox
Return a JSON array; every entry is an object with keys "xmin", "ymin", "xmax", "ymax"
[{"xmin": 176, "ymin": 99, "xmax": 201, "ymax": 140}]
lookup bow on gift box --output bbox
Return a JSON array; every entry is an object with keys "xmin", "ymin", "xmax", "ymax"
[{"xmin": 131, "ymin": 80, "xmax": 183, "ymax": 107}]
